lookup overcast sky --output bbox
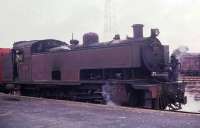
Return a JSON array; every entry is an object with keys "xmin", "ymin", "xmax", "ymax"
[{"xmin": 0, "ymin": 0, "xmax": 200, "ymax": 52}]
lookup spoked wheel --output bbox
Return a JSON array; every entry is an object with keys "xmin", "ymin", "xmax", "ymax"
[
  {"xmin": 159, "ymin": 95, "xmax": 182, "ymax": 111},
  {"xmin": 167, "ymin": 102, "xmax": 181, "ymax": 111}
]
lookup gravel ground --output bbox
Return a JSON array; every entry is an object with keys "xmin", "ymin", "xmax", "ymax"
[{"xmin": 0, "ymin": 93, "xmax": 199, "ymax": 128}]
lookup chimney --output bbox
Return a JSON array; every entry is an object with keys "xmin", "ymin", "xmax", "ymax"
[{"xmin": 132, "ymin": 24, "xmax": 144, "ymax": 39}]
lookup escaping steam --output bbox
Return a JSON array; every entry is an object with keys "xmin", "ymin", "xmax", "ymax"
[
  {"xmin": 102, "ymin": 82, "xmax": 116, "ymax": 106},
  {"xmin": 171, "ymin": 46, "xmax": 189, "ymax": 81},
  {"xmin": 172, "ymin": 46, "xmax": 189, "ymax": 60}
]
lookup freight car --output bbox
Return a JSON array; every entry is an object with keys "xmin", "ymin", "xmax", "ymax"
[
  {"xmin": 0, "ymin": 24, "xmax": 186, "ymax": 110},
  {"xmin": 0, "ymin": 48, "xmax": 11, "ymax": 92},
  {"xmin": 0, "ymin": 48, "xmax": 10, "ymax": 80},
  {"xmin": 180, "ymin": 53, "xmax": 200, "ymax": 76}
]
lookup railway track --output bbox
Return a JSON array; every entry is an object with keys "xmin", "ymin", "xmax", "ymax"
[
  {"xmin": 180, "ymin": 76, "xmax": 200, "ymax": 83},
  {"xmin": 0, "ymin": 92, "xmax": 199, "ymax": 128},
  {"xmin": 1, "ymin": 92, "xmax": 199, "ymax": 115}
]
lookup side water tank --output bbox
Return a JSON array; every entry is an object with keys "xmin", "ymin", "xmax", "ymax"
[{"xmin": 83, "ymin": 32, "xmax": 99, "ymax": 47}]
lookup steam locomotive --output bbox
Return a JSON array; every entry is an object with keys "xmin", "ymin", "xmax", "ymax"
[{"xmin": 0, "ymin": 24, "xmax": 186, "ymax": 110}]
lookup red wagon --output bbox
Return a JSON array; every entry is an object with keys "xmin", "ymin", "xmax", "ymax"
[{"xmin": 0, "ymin": 48, "xmax": 11, "ymax": 81}]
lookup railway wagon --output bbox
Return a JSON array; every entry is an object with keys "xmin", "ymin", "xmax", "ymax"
[
  {"xmin": 0, "ymin": 48, "xmax": 11, "ymax": 92},
  {"xmin": 180, "ymin": 53, "xmax": 200, "ymax": 76},
  {"xmin": 0, "ymin": 48, "xmax": 10, "ymax": 80},
  {"xmin": 1, "ymin": 24, "xmax": 186, "ymax": 110}
]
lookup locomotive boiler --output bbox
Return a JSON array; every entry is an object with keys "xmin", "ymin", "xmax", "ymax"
[{"xmin": 0, "ymin": 24, "xmax": 186, "ymax": 110}]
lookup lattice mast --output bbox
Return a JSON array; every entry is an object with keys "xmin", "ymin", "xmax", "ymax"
[{"xmin": 104, "ymin": 0, "xmax": 117, "ymax": 41}]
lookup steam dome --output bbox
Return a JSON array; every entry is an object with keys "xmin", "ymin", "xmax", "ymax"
[{"xmin": 83, "ymin": 32, "xmax": 99, "ymax": 46}]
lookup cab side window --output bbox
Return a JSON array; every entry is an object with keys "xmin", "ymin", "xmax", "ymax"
[{"xmin": 15, "ymin": 49, "xmax": 24, "ymax": 63}]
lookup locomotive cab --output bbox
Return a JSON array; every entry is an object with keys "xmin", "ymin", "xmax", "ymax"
[{"xmin": 12, "ymin": 39, "xmax": 69, "ymax": 81}]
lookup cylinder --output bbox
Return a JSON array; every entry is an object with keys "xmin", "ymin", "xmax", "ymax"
[{"xmin": 132, "ymin": 24, "xmax": 144, "ymax": 39}]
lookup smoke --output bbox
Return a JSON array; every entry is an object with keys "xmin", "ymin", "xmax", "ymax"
[
  {"xmin": 172, "ymin": 46, "xmax": 189, "ymax": 59},
  {"xmin": 102, "ymin": 82, "xmax": 116, "ymax": 106}
]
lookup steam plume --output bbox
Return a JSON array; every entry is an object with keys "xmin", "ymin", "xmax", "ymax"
[{"xmin": 172, "ymin": 46, "xmax": 189, "ymax": 59}]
